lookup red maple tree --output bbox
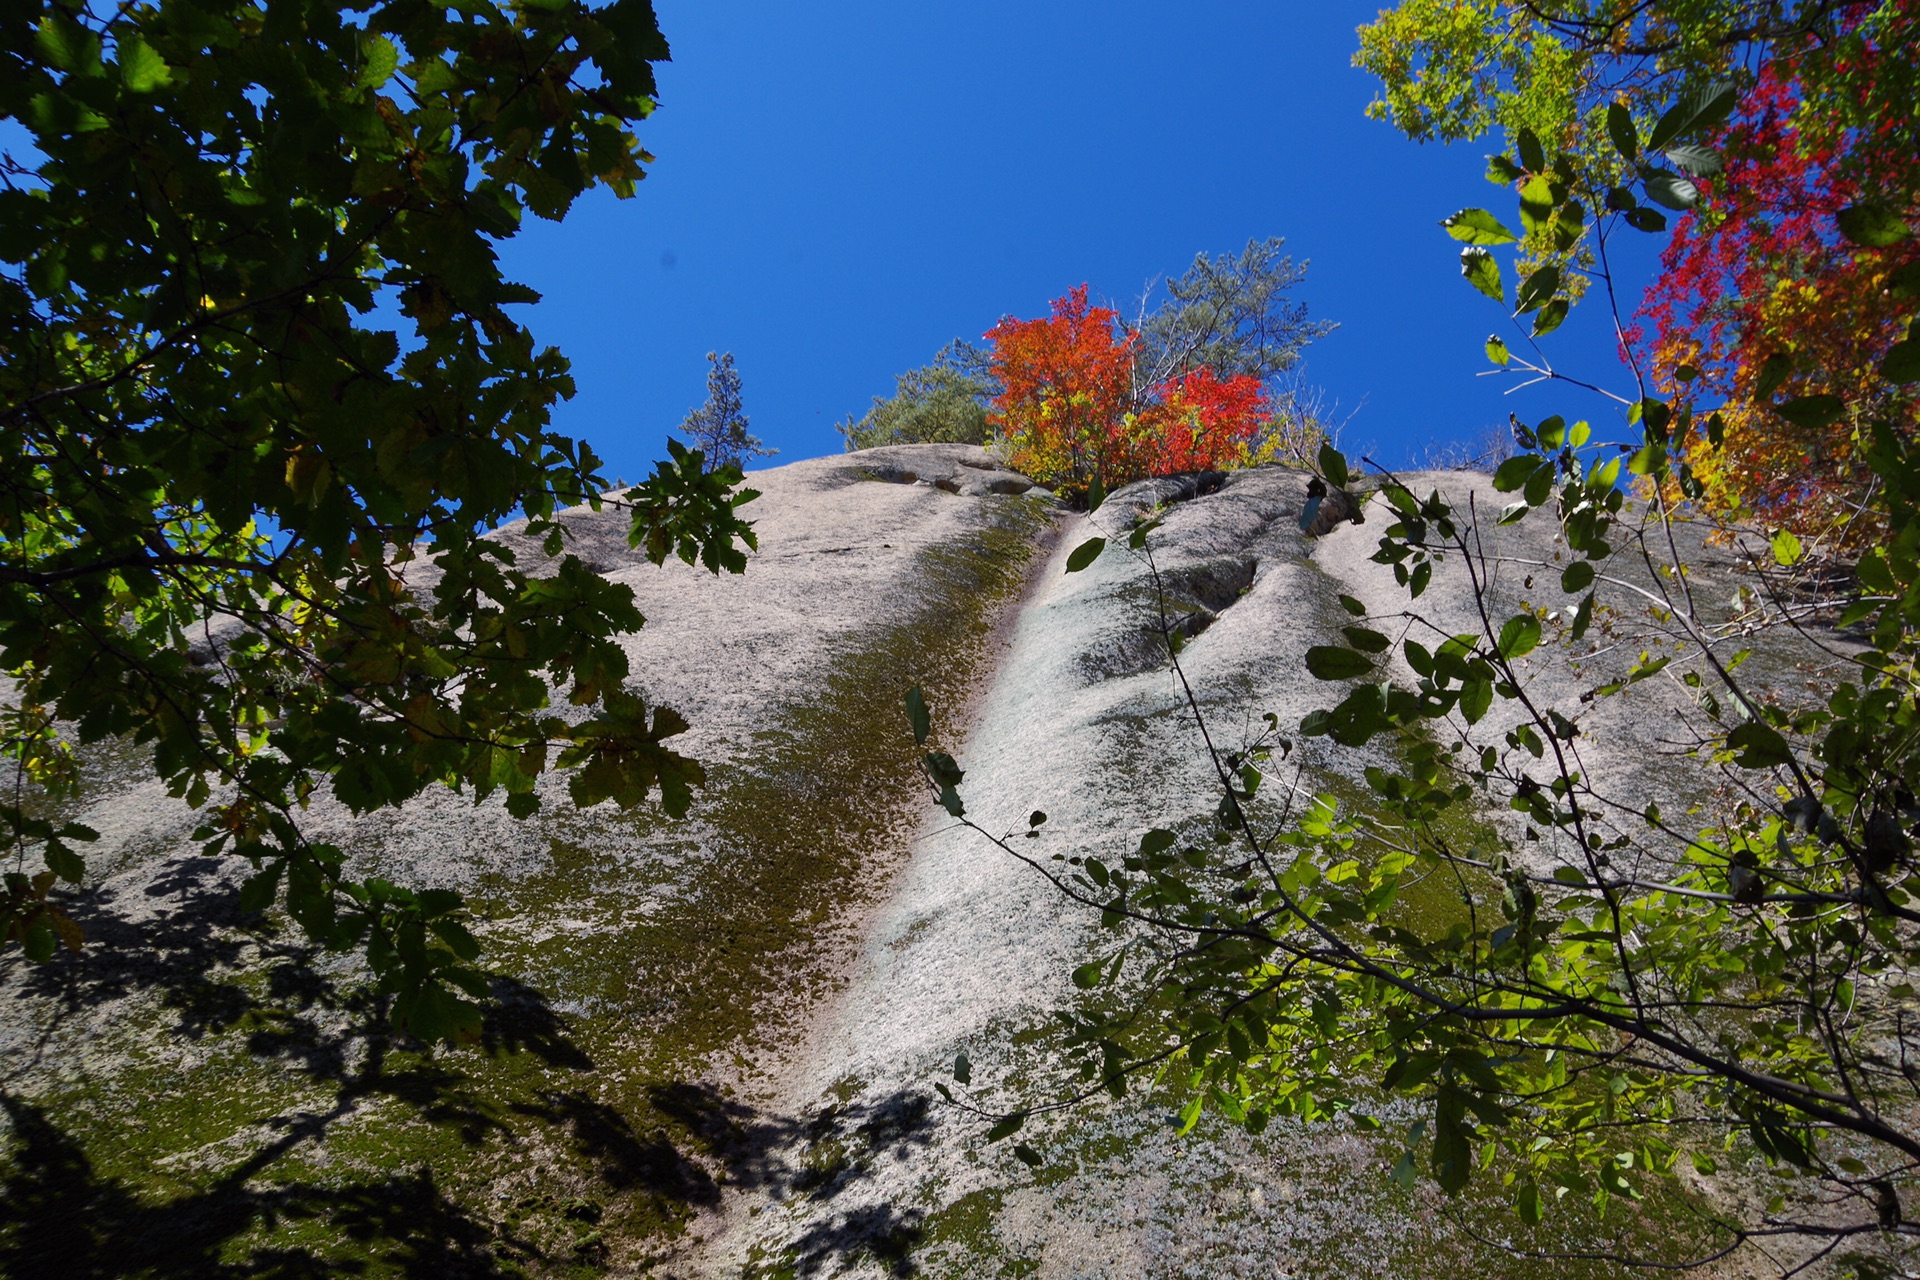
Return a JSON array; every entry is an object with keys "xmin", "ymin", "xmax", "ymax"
[{"xmin": 985, "ymin": 286, "xmax": 1275, "ymax": 497}]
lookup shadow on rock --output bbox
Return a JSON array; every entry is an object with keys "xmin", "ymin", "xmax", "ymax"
[{"xmin": 0, "ymin": 1093, "xmax": 527, "ymax": 1280}]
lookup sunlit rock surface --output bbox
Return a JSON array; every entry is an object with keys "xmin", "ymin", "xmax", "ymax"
[{"xmin": 0, "ymin": 445, "xmax": 1845, "ymax": 1278}]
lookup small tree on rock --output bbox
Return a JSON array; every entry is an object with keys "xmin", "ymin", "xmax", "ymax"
[{"xmin": 679, "ymin": 351, "xmax": 775, "ymax": 472}]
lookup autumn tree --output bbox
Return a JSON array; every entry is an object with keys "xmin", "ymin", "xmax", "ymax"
[
  {"xmin": 1, "ymin": 0, "xmax": 757, "ymax": 1041},
  {"xmin": 984, "ymin": 284, "xmax": 1309, "ymax": 498}
]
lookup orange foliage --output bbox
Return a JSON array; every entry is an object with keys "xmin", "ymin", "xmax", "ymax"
[{"xmin": 985, "ymin": 286, "xmax": 1276, "ymax": 498}]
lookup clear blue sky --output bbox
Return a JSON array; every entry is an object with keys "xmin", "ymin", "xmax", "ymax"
[{"xmin": 502, "ymin": 1, "xmax": 1663, "ymax": 480}]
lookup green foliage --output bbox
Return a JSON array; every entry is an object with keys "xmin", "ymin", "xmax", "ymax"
[
  {"xmin": 1134, "ymin": 237, "xmax": 1337, "ymax": 388},
  {"xmin": 937, "ymin": 7, "xmax": 1920, "ymax": 1258},
  {"xmin": 677, "ymin": 350, "xmax": 775, "ymax": 472},
  {"xmin": 0, "ymin": 0, "xmax": 758, "ymax": 1042},
  {"xmin": 838, "ymin": 340, "xmax": 994, "ymax": 450}
]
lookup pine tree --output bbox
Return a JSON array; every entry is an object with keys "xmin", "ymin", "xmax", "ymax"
[{"xmin": 678, "ymin": 351, "xmax": 775, "ymax": 472}]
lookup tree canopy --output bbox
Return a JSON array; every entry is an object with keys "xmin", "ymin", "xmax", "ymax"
[
  {"xmin": 677, "ymin": 350, "xmax": 774, "ymax": 473},
  {"xmin": 836, "ymin": 341, "xmax": 993, "ymax": 451},
  {"xmin": 1, "ymin": 0, "xmax": 756, "ymax": 1041}
]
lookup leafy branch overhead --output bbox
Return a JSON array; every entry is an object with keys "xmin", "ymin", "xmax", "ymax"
[
  {"xmin": 927, "ymin": 2, "xmax": 1920, "ymax": 1263},
  {"xmin": 0, "ymin": 0, "xmax": 757, "ymax": 1042}
]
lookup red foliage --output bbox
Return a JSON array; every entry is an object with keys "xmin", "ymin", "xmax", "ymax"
[
  {"xmin": 1634, "ymin": 6, "xmax": 1919, "ymax": 541},
  {"xmin": 985, "ymin": 286, "xmax": 1274, "ymax": 496}
]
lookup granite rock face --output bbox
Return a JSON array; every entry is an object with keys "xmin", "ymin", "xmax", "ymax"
[{"xmin": 0, "ymin": 445, "xmax": 1846, "ymax": 1278}]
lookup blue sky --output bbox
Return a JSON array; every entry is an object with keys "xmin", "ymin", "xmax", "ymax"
[{"xmin": 502, "ymin": 1, "xmax": 1665, "ymax": 480}]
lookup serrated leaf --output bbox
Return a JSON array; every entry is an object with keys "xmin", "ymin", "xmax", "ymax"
[
  {"xmin": 1497, "ymin": 614, "xmax": 1542, "ymax": 658},
  {"xmin": 358, "ymin": 34, "xmax": 399, "ymax": 90},
  {"xmin": 1662, "ymin": 143, "xmax": 1722, "ymax": 177},
  {"xmin": 1642, "ymin": 170, "xmax": 1699, "ymax": 210},
  {"xmin": 1486, "ymin": 153, "xmax": 1525, "ymax": 184},
  {"xmin": 119, "ymin": 34, "xmax": 172, "ymax": 93},
  {"xmin": 1459, "ymin": 247, "xmax": 1503, "ymax": 302},
  {"xmin": 1442, "ymin": 208, "xmax": 1518, "ymax": 246},
  {"xmin": 1065, "ymin": 536, "xmax": 1106, "ymax": 573},
  {"xmin": 1647, "ymin": 81, "xmax": 1738, "ymax": 150},
  {"xmin": 1485, "ymin": 335, "xmax": 1509, "ymax": 367},
  {"xmin": 1771, "ymin": 529, "xmax": 1803, "ymax": 567}
]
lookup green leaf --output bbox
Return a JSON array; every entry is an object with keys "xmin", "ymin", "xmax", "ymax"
[
  {"xmin": 1753, "ymin": 352, "xmax": 1793, "ymax": 401},
  {"xmin": 1727, "ymin": 722, "xmax": 1793, "ymax": 770},
  {"xmin": 1514, "ymin": 264, "xmax": 1559, "ymax": 314},
  {"xmin": 1459, "ymin": 248, "xmax": 1503, "ymax": 303},
  {"xmin": 1836, "ymin": 204, "xmax": 1910, "ymax": 248},
  {"xmin": 1624, "ymin": 206, "xmax": 1668, "ymax": 233},
  {"xmin": 1012, "ymin": 1143, "xmax": 1042, "ymax": 1168},
  {"xmin": 1485, "ymin": 153, "xmax": 1525, "ymax": 184},
  {"xmin": 1881, "ymin": 340, "xmax": 1920, "ymax": 385},
  {"xmin": 1497, "ymin": 614, "xmax": 1542, "ymax": 658},
  {"xmin": 1773, "ymin": 395, "xmax": 1845, "ymax": 428},
  {"xmin": 1343, "ymin": 627, "xmax": 1391, "ymax": 654},
  {"xmin": 905, "ymin": 686, "xmax": 930, "ymax": 745},
  {"xmin": 1515, "ymin": 128, "xmax": 1545, "ymax": 173},
  {"xmin": 1442, "ymin": 208, "xmax": 1519, "ymax": 246},
  {"xmin": 1662, "ymin": 143, "xmax": 1722, "ymax": 177},
  {"xmin": 1492, "ymin": 455, "xmax": 1539, "ymax": 492},
  {"xmin": 1523, "ymin": 461, "xmax": 1554, "ymax": 507},
  {"xmin": 1072, "ymin": 960, "xmax": 1106, "ymax": 989},
  {"xmin": 357, "ymin": 34, "xmax": 399, "ymax": 90},
  {"xmin": 1338, "ymin": 594, "xmax": 1367, "ymax": 617},
  {"xmin": 1606, "ymin": 102, "xmax": 1637, "ymax": 162},
  {"xmin": 1305, "ymin": 646, "xmax": 1374, "ymax": 681},
  {"xmin": 1531, "ymin": 298, "xmax": 1569, "ymax": 337},
  {"xmin": 985, "ymin": 1113, "xmax": 1025, "ymax": 1142},
  {"xmin": 954, "ymin": 1050, "xmax": 972, "ymax": 1085},
  {"xmin": 1642, "ymin": 170, "xmax": 1700, "ymax": 211},
  {"xmin": 118, "ymin": 34, "xmax": 173, "ymax": 93},
  {"xmin": 1517, "ymin": 1178, "xmax": 1543, "ymax": 1224},
  {"xmin": 1561, "ymin": 560, "xmax": 1594, "ymax": 593},
  {"xmin": 1318, "ymin": 441, "xmax": 1350, "ymax": 488},
  {"xmin": 1647, "ymin": 81, "xmax": 1738, "ymax": 150},
  {"xmin": 1771, "ymin": 529, "xmax": 1803, "ymax": 567},
  {"xmin": 1460, "ymin": 678, "xmax": 1492, "ymax": 725},
  {"xmin": 1485, "ymin": 335, "xmax": 1509, "ymax": 367},
  {"xmin": 1065, "ymin": 537, "xmax": 1106, "ymax": 573},
  {"xmin": 238, "ymin": 865, "xmax": 283, "ymax": 914},
  {"xmin": 1570, "ymin": 591, "xmax": 1595, "ymax": 641}
]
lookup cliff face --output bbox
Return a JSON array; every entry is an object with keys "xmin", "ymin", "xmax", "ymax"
[{"xmin": 0, "ymin": 444, "xmax": 1837, "ymax": 1278}]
